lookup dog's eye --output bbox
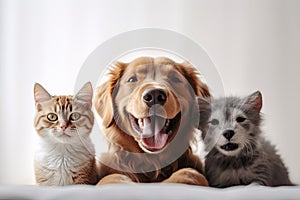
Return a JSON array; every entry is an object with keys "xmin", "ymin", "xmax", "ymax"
[
  {"xmin": 128, "ymin": 76, "xmax": 138, "ymax": 83},
  {"xmin": 210, "ymin": 119, "xmax": 219, "ymax": 126},
  {"xmin": 236, "ymin": 116, "xmax": 246, "ymax": 123},
  {"xmin": 170, "ymin": 76, "xmax": 181, "ymax": 83}
]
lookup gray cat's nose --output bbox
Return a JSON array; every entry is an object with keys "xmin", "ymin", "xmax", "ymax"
[{"xmin": 223, "ymin": 130, "xmax": 235, "ymax": 140}]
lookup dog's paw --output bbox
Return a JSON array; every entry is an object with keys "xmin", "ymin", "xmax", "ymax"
[
  {"xmin": 96, "ymin": 174, "xmax": 134, "ymax": 186},
  {"xmin": 163, "ymin": 168, "xmax": 208, "ymax": 186}
]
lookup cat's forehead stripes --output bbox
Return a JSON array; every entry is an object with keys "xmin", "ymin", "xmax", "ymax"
[
  {"xmin": 54, "ymin": 96, "xmax": 73, "ymax": 113},
  {"xmin": 224, "ymin": 107, "xmax": 232, "ymax": 121},
  {"xmin": 212, "ymin": 98, "xmax": 246, "ymax": 120}
]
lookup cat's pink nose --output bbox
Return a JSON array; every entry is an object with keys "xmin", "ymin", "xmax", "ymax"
[{"xmin": 61, "ymin": 125, "xmax": 67, "ymax": 131}]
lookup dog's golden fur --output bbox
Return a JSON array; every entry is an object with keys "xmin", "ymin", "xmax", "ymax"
[{"xmin": 94, "ymin": 57, "xmax": 210, "ymax": 185}]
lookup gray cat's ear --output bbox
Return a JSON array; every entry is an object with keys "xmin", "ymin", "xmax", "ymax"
[
  {"xmin": 245, "ymin": 91, "xmax": 263, "ymax": 113},
  {"xmin": 196, "ymin": 97, "xmax": 211, "ymax": 130},
  {"xmin": 34, "ymin": 83, "xmax": 52, "ymax": 104},
  {"xmin": 74, "ymin": 82, "xmax": 93, "ymax": 109}
]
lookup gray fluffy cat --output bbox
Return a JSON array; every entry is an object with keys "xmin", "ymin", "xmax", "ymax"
[{"xmin": 198, "ymin": 91, "xmax": 293, "ymax": 187}]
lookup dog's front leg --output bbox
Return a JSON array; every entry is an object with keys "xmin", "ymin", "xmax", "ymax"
[
  {"xmin": 162, "ymin": 168, "xmax": 208, "ymax": 186},
  {"xmin": 97, "ymin": 174, "xmax": 135, "ymax": 185}
]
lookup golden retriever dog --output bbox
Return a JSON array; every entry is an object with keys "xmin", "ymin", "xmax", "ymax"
[{"xmin": 94, "ymin": 57, "xmax": 210, "ymax": 185}]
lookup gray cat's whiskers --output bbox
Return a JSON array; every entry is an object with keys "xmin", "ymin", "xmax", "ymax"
[
  {"xmin": 200, "ymin": 91, "xmax": 293, "ymax": 187},
  {"xmin": 244, "ymin": 140, "xmax": 254, "ymax": 160}
]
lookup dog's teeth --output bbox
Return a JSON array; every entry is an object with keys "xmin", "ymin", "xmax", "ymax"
[
  {"xmin": 165, "ymin": 119, "xmax": 170, "ymax": 127},
  {"xmin": 138, "ymin": 119, "xmax": 144, "ymax": 128}
]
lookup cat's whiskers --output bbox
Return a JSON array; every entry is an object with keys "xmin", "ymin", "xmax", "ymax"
[
  {"xmin": 34, "ymin": 82, "xmax": 98, "ymax": 185},
  {"xmin": 74, "ymin": 125, "xmax": 95, "ymax": 156},
  {"xmin": 244, "ymin": 141, "xmax": 252, "ymax": 159},
  {"xmin": 244, "ymin": 139, "xmax": 255, "ymax": 161},
  {"xmin": 204, "ymin": 92, "xmax": 293, "ymax": 187}
]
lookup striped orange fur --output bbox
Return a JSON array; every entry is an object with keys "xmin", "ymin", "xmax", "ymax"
[{"xmin": 33, "ymin": 82, "xmax": 98, "ymax": 186}]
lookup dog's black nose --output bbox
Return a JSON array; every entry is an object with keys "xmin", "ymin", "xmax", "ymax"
[
  {"xmin": 142, "ymin": 89, "xmax": 167, "ymax": 107},
  {"xmin": 223, "ymin": 130, "xmax": 235, "ymax": 140}
]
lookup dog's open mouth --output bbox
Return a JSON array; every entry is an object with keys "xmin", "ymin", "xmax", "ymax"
[
  {"xmin": 220, "ymin": 143, "xmax": 239, "ymax": 151},
  {"xmin": 129, "ymin": 112, "xmax": 181, "ymax": 151}
]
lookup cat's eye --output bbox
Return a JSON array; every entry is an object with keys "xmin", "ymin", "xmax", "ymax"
[
  {"xmin": 47, "ymin": 113, "xmax": 58, "ymax": 122},
  {"xmin": 128, "ymin": 76, "xmax": 138, "ymax": 83},
  {"xmin": 210, "ymin": 119, "xmax": 219, "ymax": 126},
  {"xmin": 236, "ymin": 116, "xmax": 246, "ymax": 123},
  {"xmin": 70, "ymin": 112, "xmax": 81, "ymax": 121}
]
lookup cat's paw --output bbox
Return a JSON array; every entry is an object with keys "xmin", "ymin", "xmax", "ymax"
[
  {"xmin": 96, "ymin": 174, "xmax": 134, "ymax": 185},
  {"xmin": 247, "ymin": 182, "xmax": 261, "ymax": 187},
  {"xmin": 163, "ymin": 168, "xmax": 208, "ymax": 186}
]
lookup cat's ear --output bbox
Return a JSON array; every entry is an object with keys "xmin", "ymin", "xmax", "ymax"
[
  {"xmin": 244, "ymin": 91, "xmax": 263, "ymax": 113},
  {"xmin": 195, "ymin": 97, "xmax": 211, "ymax": 130},
  {"xmin": 74, "ymin": 82, "xmax": 93, "ymax": 109},
  {"xmin": 34, "ymin": 83, "xmax": 52, "ymax": 104}
]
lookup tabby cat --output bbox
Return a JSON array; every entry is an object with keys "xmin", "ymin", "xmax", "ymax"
[{"xmin": 33, "ymin": 82, "xmax": 98, "ymax": 186}]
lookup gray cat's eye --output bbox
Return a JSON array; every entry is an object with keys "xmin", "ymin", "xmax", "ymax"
[
  {"xmin": 236, "ymin": 116, "xmax": 246, "ymax": 123},
  {"xmin": 70, "ymin": 112, "xmax": 81, "ymax": 121},
  {"xmin": 210, "ymin": 119, "xmax": 219, "ymax": 126},
  {"xmin": 47, "ymin": 113, "xmax": 58, "ymax": 122}
]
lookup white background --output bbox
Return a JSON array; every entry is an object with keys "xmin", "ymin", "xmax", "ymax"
[{"xmin": 0, "ymin": 0, "xmax": 299, "ymax": 185}]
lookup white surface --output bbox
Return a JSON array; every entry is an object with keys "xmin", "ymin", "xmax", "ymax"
[
  {"xmin": 0, "ymin": 185, "xmax": 300, "ymax": 200},
  {"xmin": 0, "ymin": 0, "xmax": 300, "ymax": 185}
]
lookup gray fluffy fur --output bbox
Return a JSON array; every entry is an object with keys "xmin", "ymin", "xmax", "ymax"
[{"xmin": 199, "ymin": 91, "xmax": 293, "ymax": 187}]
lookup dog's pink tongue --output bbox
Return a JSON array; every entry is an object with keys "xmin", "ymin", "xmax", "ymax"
[{"xmin": 141, "ymin": 117, "xmax": 168, "ymax": 150}]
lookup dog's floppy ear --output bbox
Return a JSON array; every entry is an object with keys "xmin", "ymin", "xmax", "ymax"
[
  {"xmin": 94, "ymin": 62, "xmax": 126, "ymax": 128},
  {"xmin": 179, "ymin": 61, "xmax": 210, "ymax": 98}
]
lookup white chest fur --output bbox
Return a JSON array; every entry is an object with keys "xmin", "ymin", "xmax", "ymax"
[{"xmin": 34, "ymin": 138, "xmax": 95, "ymax": 186}]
